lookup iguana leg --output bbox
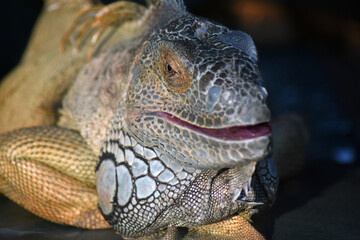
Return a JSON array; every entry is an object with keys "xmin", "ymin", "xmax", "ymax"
[
  {"xmin": 132, "ymin": 215, "xmax": 264, "ymax": 240},
  {"xmin": 185, "ymin": 215, "xmax": 265, "ymax": 240},
  {"xmin": 0, "ymin": 126, "xmax": 109, "ymax": 229}
]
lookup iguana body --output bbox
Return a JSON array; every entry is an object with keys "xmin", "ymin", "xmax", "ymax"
[{"xmin": 0, "ymin": 0, "xmax": 278, "ymax": 239}]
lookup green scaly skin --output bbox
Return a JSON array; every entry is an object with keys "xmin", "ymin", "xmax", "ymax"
[{"xmin": 0, "ymin": 0, "xmax": 278, "ymax": 239}]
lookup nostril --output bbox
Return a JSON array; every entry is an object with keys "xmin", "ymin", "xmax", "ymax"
[
  {"xmin": 258, "ymin": 85, "xmax": 268, "ymax": 97},
  {"xmin": 221, "ymin": 89, "xmax": 235, "ymax": 105},
  {"xmin": 255, "ymin": 79, "xmax": 268, "ymax": 97}
]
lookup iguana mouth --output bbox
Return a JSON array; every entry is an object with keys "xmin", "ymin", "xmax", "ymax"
[{"xmin": 157, "ymin": 112, "xmax": 270, "ymax": 141}]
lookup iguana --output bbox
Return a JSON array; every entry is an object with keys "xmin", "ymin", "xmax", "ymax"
[{"xmin": 0, "ymin": 0, "xmax": 283, "ymax": 239}]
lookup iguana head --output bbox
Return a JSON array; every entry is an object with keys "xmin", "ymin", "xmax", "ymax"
[
  {"xmin": 126, "ymin": 16, "xmax": 271, "ymax": 170},
  {"xmin": 95, "ymin": 2, "xmax": 275, "ymax": 237}
]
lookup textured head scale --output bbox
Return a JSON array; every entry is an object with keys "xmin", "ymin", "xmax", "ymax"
[{"xmin": 126, "ymin": 15, "xmax": 271, "ymax": 169}]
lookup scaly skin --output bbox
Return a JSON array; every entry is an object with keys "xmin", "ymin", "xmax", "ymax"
[{"xmin": 0, "ymin": 0, "xmax": 278, "ymax": 239}]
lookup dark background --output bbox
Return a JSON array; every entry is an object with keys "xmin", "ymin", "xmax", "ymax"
[{"xmin": 0, "ymin": 0, "xmax": 359, "ymax": 239}]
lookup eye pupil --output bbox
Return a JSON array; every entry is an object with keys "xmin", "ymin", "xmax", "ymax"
[{"xmin": 164, "ymin": 62, "xmax": 176, "ymax": 77}]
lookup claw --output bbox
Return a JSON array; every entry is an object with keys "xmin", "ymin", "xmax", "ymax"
[
  {"xmin": 232, "ymin": 188, "xmax": 242, "ymax": 202},
  {"xmin": 232, "ymin": 176, "xmax": 253, "ymax": 202},
  {"xmin": 238, "ymin": 201, "xmax": 263, "ymax": 207}
]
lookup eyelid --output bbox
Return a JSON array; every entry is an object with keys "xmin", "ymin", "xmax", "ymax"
[{"xmin": 159, "ymin": 46, "xmax": 191, "ymax": 94}]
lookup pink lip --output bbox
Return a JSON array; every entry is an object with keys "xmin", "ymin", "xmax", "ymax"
[{"xmin": 156, "ymin": 112, "xmax": 270, "ymax": 141}]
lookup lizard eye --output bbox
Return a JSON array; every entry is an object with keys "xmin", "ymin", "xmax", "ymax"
[
  {"xmin": 160, "ymin": 49, "xmax": 191, "ymax": 94},
  {"xmin": 164, "ymin": 62, "xmax": 176, "ymax": 77}
]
